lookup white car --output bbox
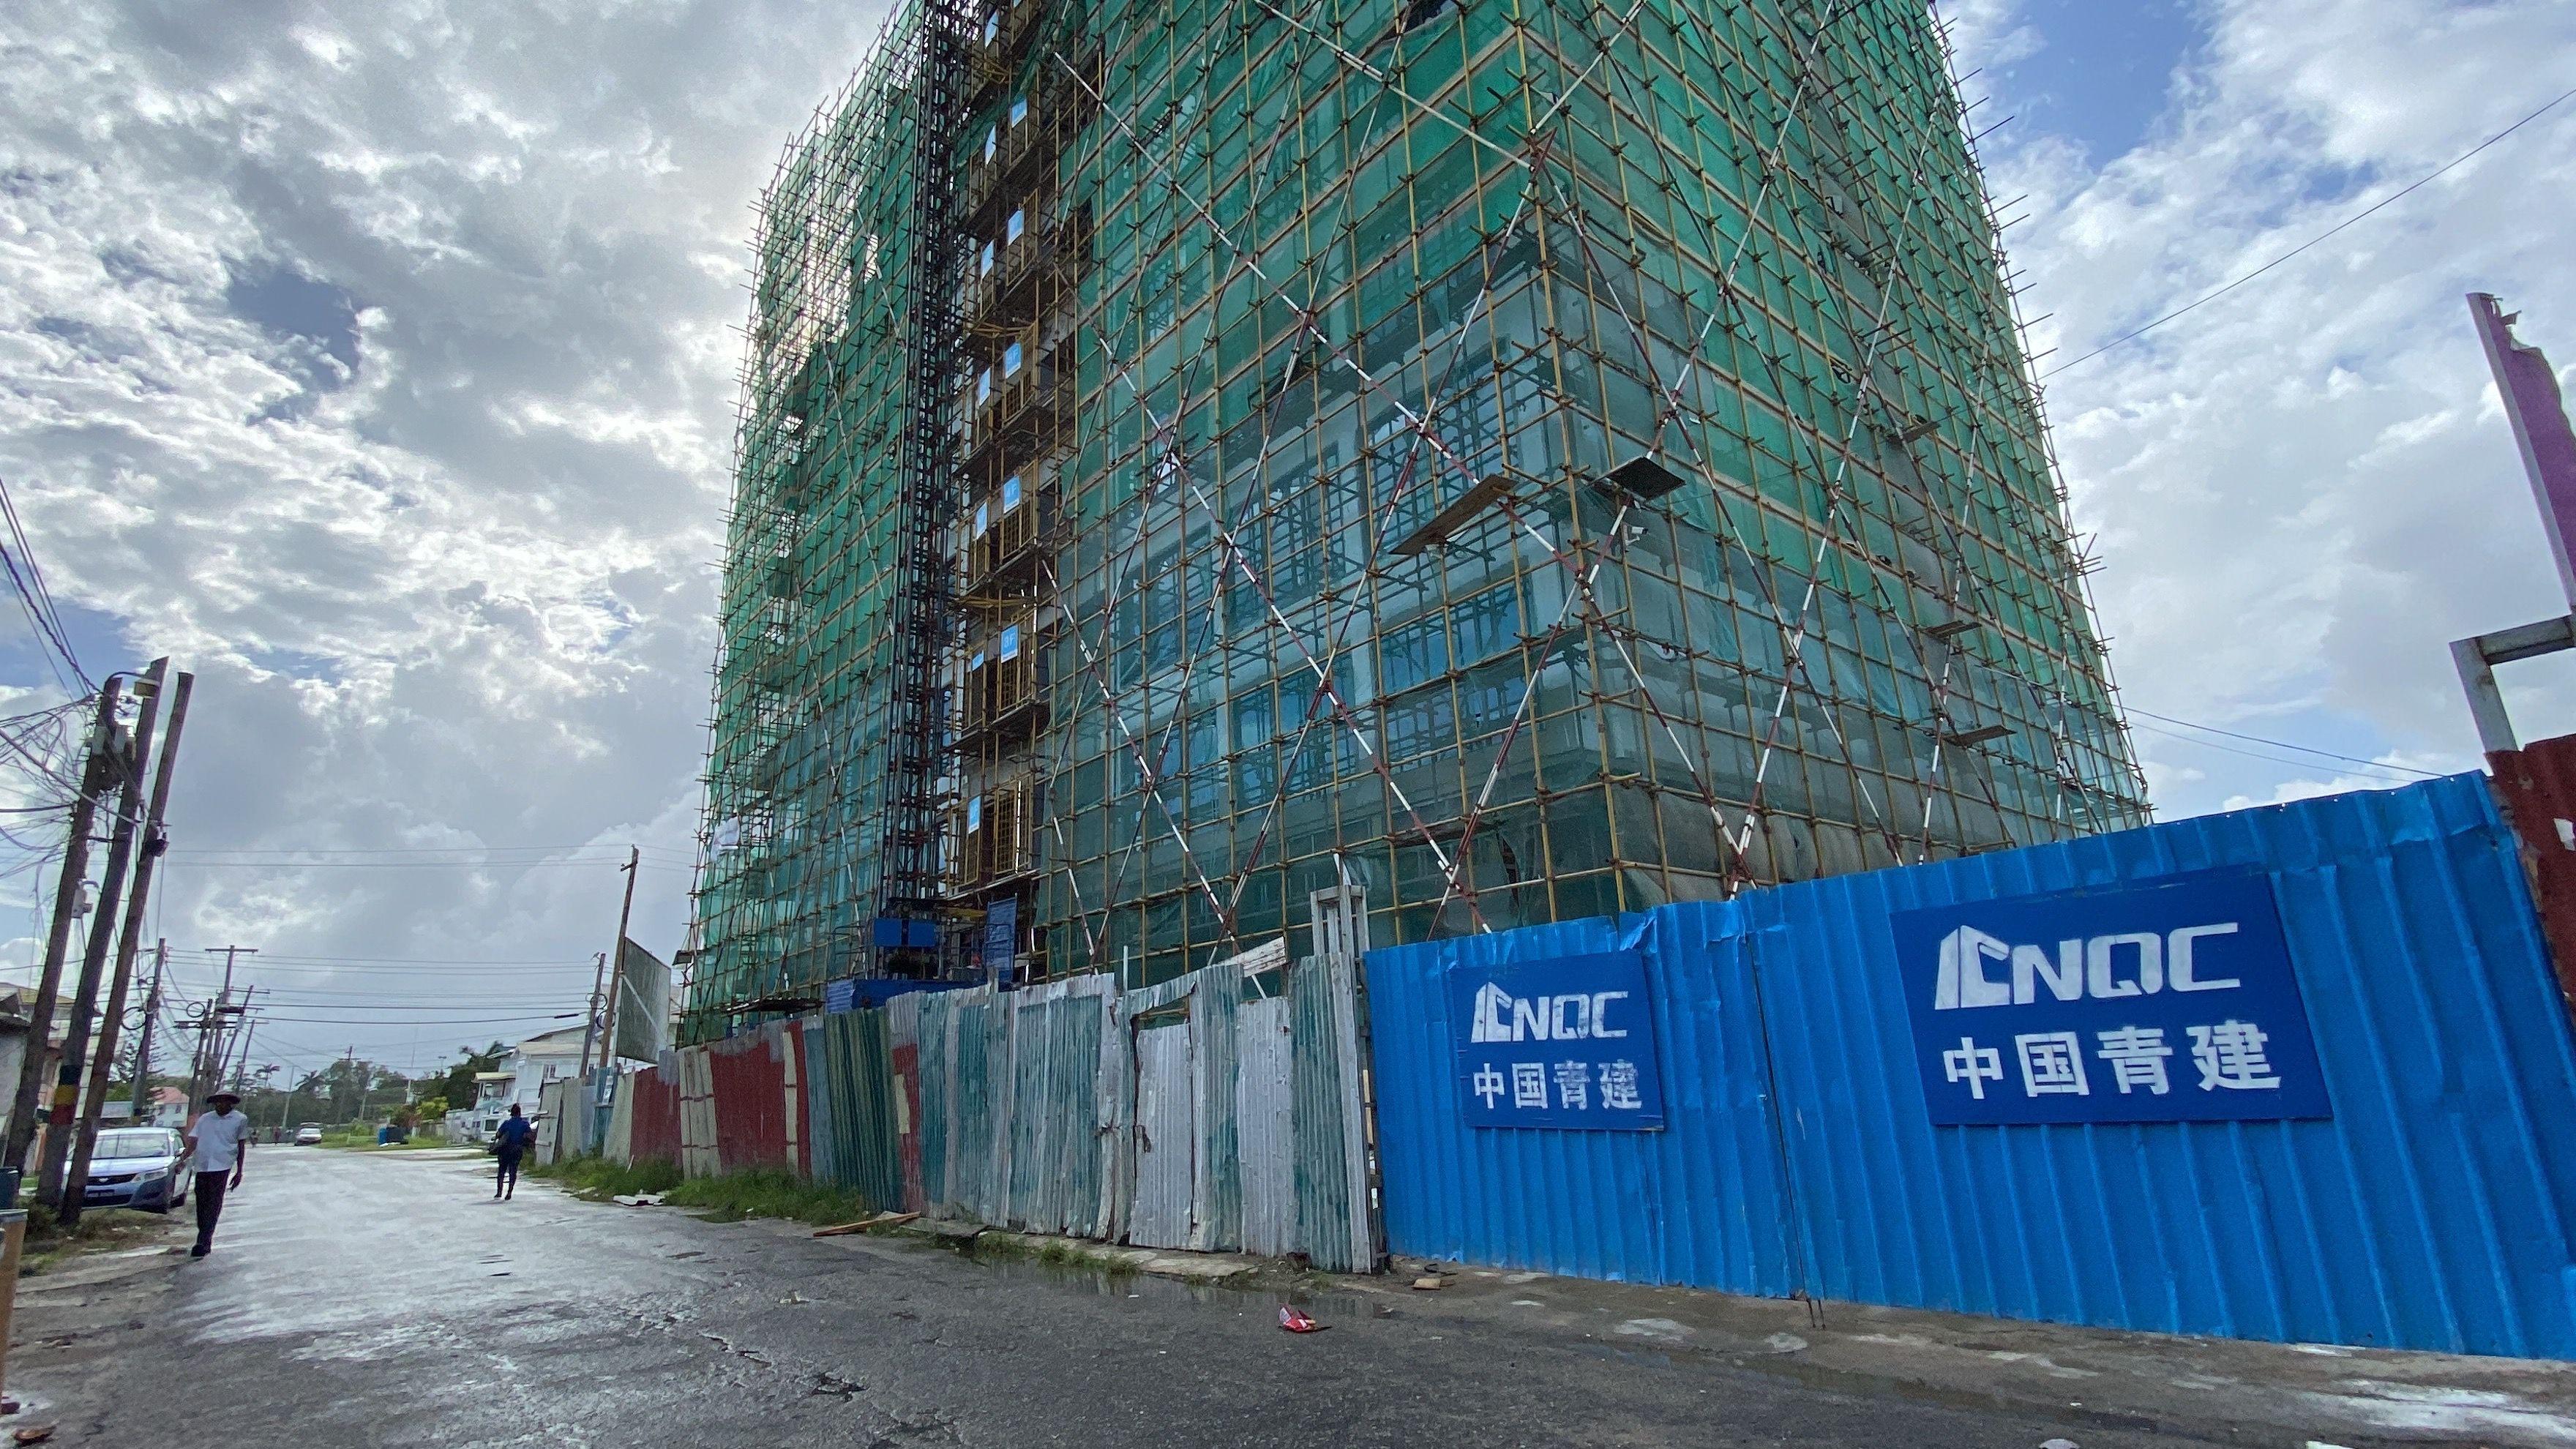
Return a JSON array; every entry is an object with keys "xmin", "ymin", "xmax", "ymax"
[
  {"xmin": 294, "ymin": 1124, "xmax": 324, "ymax": 1145},
  {"xmin": 83, "ymin": 1128, "xmax": 189, "ymax": 1212}
]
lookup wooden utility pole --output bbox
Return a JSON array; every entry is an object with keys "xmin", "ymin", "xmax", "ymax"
[
  {"xmin": 37, "ymin": 659, "xmax": 166, "ymax": 1210},
  {"xmin": 602, "ymin": 846, "xmax": 641, "ymax": 1068},
  {"xmin": 579, "ymin": 847, "xmax": 641, "ymax": 1076},
  {"xmin": 62, "ymin": 670, "xmax": 190, "ymax": 1225},
  {"xmin": 188, "ymin": 946, "xmax": 255, "ymax": 1107},
  {"xmin": 577, "ymin": 951, "xmax": 607, "ymax": 1078},
  {"xmin": 5, "ymin": 678, "xmax": 124, "ymax": 1180},
  {"xmin": 124, "ymin": 940, "xmax": 168, "ymax": 1117}
]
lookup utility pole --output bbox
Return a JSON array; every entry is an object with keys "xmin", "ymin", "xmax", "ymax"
[
  {"xmin": 37, "ymin": 661, "xmax": 164, "ymax": 1209},
  {"xmin": 5, "ymin": 678, "xmax": 124, "ymax": 1182},
  {"xmin": 580, "ymin": 846, "xmax": 641, "ymax": 1077},
  {"xmin": 64, "ymin": 670, "xmax": 190, "ymax": 1227},
  {"xmin": 577, "ymin": 951, "xmax": 607, "ymax": 1078},
  {"xmin": 225, "ymin": 995, "xmax": 261, "ymax": 1094},
  {"xmin": 190, "ymin": 946, "xmax": 255, "ymax": 1107},
  {"xmin": 125, "ymin": 940, "xmax": 168, "ymax": 1118},
  {"xmin": 602, "ymin": 845, "xmax": 640, "ymax": 1071}
]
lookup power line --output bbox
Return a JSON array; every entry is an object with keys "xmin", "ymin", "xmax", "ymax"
[
  {"xmin": 2125, "ymin": 706, "xmax": 2446, "ymax": 778},
  {"xmin": 0, "ymin": 474, "xmax": 90, "ymax": 693},
  {"xmin": 160, "ymin": 844, "xmax": 694, "ymax": 860},
  {"xmin": 2126, "ymin": 719, "xmax": 2435, "ymax": 783},
  {"xmin": 252, "ymin": 1014, "xmax": 583, "ymax": 1026},
  {"xmin": 2045, "ymin": 83, "xmax": 2576, "ymax": 378}
]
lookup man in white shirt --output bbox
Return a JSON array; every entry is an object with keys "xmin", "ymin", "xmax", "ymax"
[{"xmin": 182, "ymin": 1090, "xmax": 251, "ymax": 1259}]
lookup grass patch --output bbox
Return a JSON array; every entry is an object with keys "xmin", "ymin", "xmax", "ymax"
[
  {"xmin": 19, "ymin": 1208, "xmax": 173, "ymax": 1277},
  {"xmin": 662, "ymin": 1169, "xmax": 873, "ymax": 1227},
  {"xmin": 530, "ymin": 1156, "xmax": 684, "ymax": 1201},
  {"xmin": 529, "ymin": 1160, "xmax": 874, "ymax": 1228}
]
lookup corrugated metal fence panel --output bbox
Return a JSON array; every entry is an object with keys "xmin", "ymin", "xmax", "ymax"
[
  {"xmin": 973, "ymin": 992, "xmax": 1016, "ymax": 1224},
  {"xmin": 1752, "ymin": 773, "xmax": 2576, "ymax": 1358},
  {"xmin": 1237, "ymin": 993, "xmax": 1293, "ymax": 1257},
  {"xmin": 707, "ymin": 1029, "xmax": 790, "ymax": 1175},
  {"xmin": 785, "ymin": 1021, "xmax": 808, "ymax": 1177},
  {"xmin": 624, "ymin": 1064, "xmax": 681, "ymax": 1167},
  {"xmin": 2485, "ymin": 734, "xmax": 2576, "ymax": 1016},
  {"xmin": 678, "ymin": 1046, "xmax": 720, "ymax": 1179},
  {"xmin": 842, "ymin": 1008, "xmax": 905, "ymax": 1211},
  {"xmin": 1004, "ymin": 988, "xmax": 1054, "ymax": 1231},
  {"xmin": 886, "ymin": 993, "xmax": 926, "ymax": 1213},
  {"xmin": 1290, "ymin": 954, "xmax": 1381, "ymax": 1272},
  {"xmin": 534, "ymin": 1079, "xmax": 566, "ymax": 1165},
  {"xmin": 604, "ymin": 1073, "xmax": 635, "ymax": 1164},
  {"xmin": 1365, "ymin": 912, "xmax": 1800, "ymax": 1292},
  {"xmin": 1000, "ymin": 978, "xmax": 1111, "ymax": 1235},
  {"xmin": 1181, "ymin": 967, "xmax": 1235, "ymax": 1253},
  {"xmin": 803, "ymin": 1019, "xmax": 844, "ymax": 1188},
  {"xmin": 1130, "ymin": 1013, "xmax": 1196, "ymax": 1248}
]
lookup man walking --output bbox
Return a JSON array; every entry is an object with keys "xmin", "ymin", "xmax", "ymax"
[
  {"xmin": 493, "ymin": 1103, "xmax": 534, "ymax": 1200},
  {"xmin": 182, "ymin": 1090, "xmax": 251, "ymax": 1259}
]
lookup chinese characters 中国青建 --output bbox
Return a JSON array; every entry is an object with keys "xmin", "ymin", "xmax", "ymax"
[{"xmin": 1942, "ymin": 1020, "xmax": 2283, "ymax": 1101}]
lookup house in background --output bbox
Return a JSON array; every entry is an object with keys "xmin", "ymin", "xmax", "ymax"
[
  {"xmin": 80, "ymin": 1086, "xmax": 193, "ymax": 1131},
  {"xmin": 452, "ymin": 1025, "xmax": 591, "ymax": 1142}
]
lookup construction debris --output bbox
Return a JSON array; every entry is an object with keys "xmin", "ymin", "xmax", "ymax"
[{"xmin": 813, "ymin": 1211, "xmax": 921, "ymax": 1237}]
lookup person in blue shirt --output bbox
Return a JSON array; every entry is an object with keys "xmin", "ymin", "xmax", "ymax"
[{"xmin": 493, "ymin": 1104, "xmax": 536, "ymax": 1199}]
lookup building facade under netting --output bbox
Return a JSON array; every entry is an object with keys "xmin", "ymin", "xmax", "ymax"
[{"xmin": 684, "ymin": 0, "xmax": 2151, "ymax": 1037}]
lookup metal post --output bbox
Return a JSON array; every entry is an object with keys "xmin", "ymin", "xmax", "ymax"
[{"xmin": 2455, "ymin": 635, "xmax": 2521, "ymax": 756}]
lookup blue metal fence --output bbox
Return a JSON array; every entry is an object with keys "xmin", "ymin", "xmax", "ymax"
[
  {"xmin": 1368, "ymin": 912, "xmax": 1798, "ymax": 1295},
  {"xmin": 1366, "ymin": 774, "xmax": 2576, "ymax": 1358}
]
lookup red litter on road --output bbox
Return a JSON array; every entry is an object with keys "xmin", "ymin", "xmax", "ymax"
[{"xmin": 1278, "ymin": 1305, "xmax": 1323, "ymax": 1333}]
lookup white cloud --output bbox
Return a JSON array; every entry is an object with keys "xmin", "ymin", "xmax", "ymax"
[
  {"xmin": 0, "ymin": 1, "xmax": 893, "ymax": 1073},
  {"xmin": 0, "ymin": 0, "xmax": 2564, "ymax": 1073},
  {"xmin": 1972, "ymin": 0, "xmax": 2576, "ymax": 818}
]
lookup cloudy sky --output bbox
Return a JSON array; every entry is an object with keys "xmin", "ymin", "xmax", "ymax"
[{"xmin": 0, "ymin": 1, "xmax": 2567, "ymax": 1076}]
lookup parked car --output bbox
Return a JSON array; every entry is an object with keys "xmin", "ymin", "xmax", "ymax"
[
  {"xmin": 294, "ymin": 1123, "xmax": 323, "ymax": 1145},
  {"xmin": 82, "ymin": 1127, "xmax": 189, "ymax": 1213}
]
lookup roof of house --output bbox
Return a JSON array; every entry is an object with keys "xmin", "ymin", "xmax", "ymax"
[
  {"xmin": 150, "ymin": 1086, "xmax": 187, "ymax": 1106},
  {"xmin": 513, "ymin": 1025, "xmax": 589, "ymax": 1052}
]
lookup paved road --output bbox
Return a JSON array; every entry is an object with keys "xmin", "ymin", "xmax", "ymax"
[{"xmin": 15, "ymin": 1150, "xmax": 2210, "ymax": 1447}]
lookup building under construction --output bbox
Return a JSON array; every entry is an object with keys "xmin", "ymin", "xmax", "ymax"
[{"xmin": 684, "ymin": 0, "xmax": 2150, "ymax": 1038}]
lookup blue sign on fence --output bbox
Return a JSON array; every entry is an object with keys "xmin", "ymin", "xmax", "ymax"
[
  {"xmin": 1449, "ymin": 951, "xmax": 1664, "ymax": 1129},
  {"xmin": 984, "ymin": 897, "xmax": 1016, "ymax": 981},
  {"xmin": 1894, "ymin": 869, "xmax": 2331, "ymax": 1126}
]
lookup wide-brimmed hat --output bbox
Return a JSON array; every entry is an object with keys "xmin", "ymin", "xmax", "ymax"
[{"xmin": 206, "ymin": 1089, "xmax": 242, "ymax": 1104}]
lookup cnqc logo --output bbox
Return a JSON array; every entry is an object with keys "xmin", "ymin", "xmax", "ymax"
[
  {"xmin": 1933, "ymin": 921, "xmax": 2246, "ymax": 1011},
  {"xmin": 1468, "ymin": 981, "xmax": 1633, "ymax": 1043}
]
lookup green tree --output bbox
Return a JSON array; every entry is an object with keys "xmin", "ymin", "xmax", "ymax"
[{"xmin": 427, "ymin": 1041, "xmax": 507, "ymax": 1116}]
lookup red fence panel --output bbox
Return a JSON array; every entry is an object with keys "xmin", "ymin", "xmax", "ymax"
[
  {"xmin": 708, "ymin": 1027, "xmax": 792, "ymax": 1174},
  {"xmin": 2490, "ymin": 735, "xmax": 2576, "ymax": 1020},
  {"xmin": 625, "ymin": 1066, "xmax": 683, "ymax": 1167}
]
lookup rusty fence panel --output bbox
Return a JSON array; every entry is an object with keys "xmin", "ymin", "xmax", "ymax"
[{"xmin": 623, "ymin": 1063, "xmax": 683, "ymax": 1168}]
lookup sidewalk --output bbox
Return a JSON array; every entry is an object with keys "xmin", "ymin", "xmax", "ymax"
[{"xmin": 872, "ymin": 1218, "xmax": 2576, "ymax": 1448}]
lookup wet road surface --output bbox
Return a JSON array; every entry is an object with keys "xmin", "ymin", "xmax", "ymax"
[{"xmin": 17, "ymin": 1149, "xmax": 2214, "ymax": 1446}]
